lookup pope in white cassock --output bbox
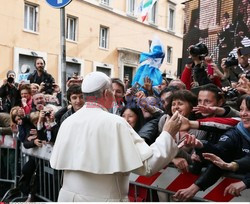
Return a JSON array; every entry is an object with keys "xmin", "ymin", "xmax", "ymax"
[{"xmin": 50, "ymin": 71, "xmax": 181, "ymax": 202}]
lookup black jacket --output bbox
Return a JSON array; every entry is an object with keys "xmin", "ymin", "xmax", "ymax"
[
  {"xmin": 138, "ymin": 115, "xmax": 161, "ymax": 145},
  {"xmin": 0, "ymin": 83, "xmax": 21, "ymax": 113},
  {"xmin": 28, "ymin": 70, "xmax": 55, "ymax": 94},
  {"xmin": 195, "ymin": 127, "xmax": 250, "ymax": 190}
]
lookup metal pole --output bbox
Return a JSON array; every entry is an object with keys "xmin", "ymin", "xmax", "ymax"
[{"xmin": 60, "ymin": 7, "xmax": 66, "ymax": 107}]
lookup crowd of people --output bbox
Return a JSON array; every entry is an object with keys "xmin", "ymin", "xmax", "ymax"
[{"xmin": 0, "ymin": 42, "xmax": 250, "ymax": 201}]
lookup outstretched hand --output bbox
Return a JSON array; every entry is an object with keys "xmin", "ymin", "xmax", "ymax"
[
  {"xmin": 163, "ymin": 111, "xmax": 182, "ymax": 138},
  {"xmin": 178, "ymin": 134, "xmax": 203, "ymax": 149},
  {"xmin": 202, "ymin": 153, "xmax": 231, "ymax": 170},
  {"xmin": 193, "ymin": 105, "xmax": 216, "ymax": 115}
]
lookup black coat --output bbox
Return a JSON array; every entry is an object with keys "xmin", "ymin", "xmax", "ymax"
[{"xmin": 195, "ymin": 126, "xmax": 250, "ymax": 190}]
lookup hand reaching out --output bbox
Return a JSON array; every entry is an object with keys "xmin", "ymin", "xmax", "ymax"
[
  {"xmin": 193, "ymin": 105, "xmax": 217, "ymax": 115},
  {"xmin": 202, "ymin": 153, "xmax": 233, "ymax": 171},
  {"xmin": 163, "ymin": 111, "xmax": 182, "ymax": 138},
  {"xmin": 178, "ymin": 134, "xmax": 203, "ymax": 149}
]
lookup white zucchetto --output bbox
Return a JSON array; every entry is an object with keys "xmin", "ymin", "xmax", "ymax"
[{"xmin": 82, "ymin": 71, "xmax": 110, "ymax": 93}]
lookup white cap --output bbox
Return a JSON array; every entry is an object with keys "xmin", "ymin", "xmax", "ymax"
[{"xmin": 82, "ymin": 72, "xmax": 110, "ymax": 93}]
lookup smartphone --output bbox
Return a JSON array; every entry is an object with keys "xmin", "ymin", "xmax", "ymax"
[
  {"xmin": 207, "ymin": 64, "xmax": 214, "ymax": 75},
  {"xmin": 131, "ymin": 82, "xmax": 141, "ymax": 95},
  {"xmin": 239, "ymin": 47, "xmax": 250, "ymax": 56}
]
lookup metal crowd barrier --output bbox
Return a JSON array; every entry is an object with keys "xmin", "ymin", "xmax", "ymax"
[
  {"xmin": 129, "ymin": 166, "xmax": 250, "ymax": 202},
  {"xmin": 21, "ymin": 143, "xmax": 62, "ymax": 202},
  {"xmin": 2, "ymin": 135, "xmax": 250, "ymax": 202},
  {"xmin": 0, "ymin": 134, "xmax": 19, "ymax": 187}
]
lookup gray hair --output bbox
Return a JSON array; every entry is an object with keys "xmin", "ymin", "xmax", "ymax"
[{"xmin": 83, "ymin": 79, "xmax": 112, "ymax": 102}]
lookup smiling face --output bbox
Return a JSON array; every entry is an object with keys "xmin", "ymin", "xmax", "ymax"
[
  {"xmin": 122, "ymin": 109, "xmax": 138, "ymax": 128},
  {"xmin": 171, "ymin": 99, "xmax": 192, "ymax": 117},
  {"xmin": 240, "ymin": 99, "xmax": 250, "ymax": 130},
  {"xmin": 70, "ymin": 93, "xmax": 84, "ymax": 112}
]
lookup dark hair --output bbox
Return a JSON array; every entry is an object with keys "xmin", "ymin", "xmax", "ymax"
[
  {"xmin": 172, "ymin": 90, "xmax": 197, "ymax": 108},
  {"xmin": 19, "ymin": 84, "xmax": 32, "ymax": 95},
  {"xmin": 120, "ymin": 106, "xmax": 145, "ymax": 132},
  {"xmin": 34, "ymin": 57, "xmax": 46, "ymax": 66},
  {"xmin": 67, "ymin": 84, "xmax": 83, "ymax": 102},
  {"xmin": 198, "ymin": 83, "xmax": 224, "ymax": 102},
  {"xmin": 170, "ymin": 90, "xmax": 197, "ymax": 118},
  {"xmin": 160, "ymin": 86, "xmax": 179, "ymax": 98},
  {"xmin": 238, "ymin": 94, "xmax": 250, "ymax": 110},
  {"xmin": 111, "ymin": 78, "xmax": 125, "ymax": 93}
]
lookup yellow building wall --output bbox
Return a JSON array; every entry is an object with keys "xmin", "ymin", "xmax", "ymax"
[{"xmin": 0, "ymin": 0, "xmax": 184, "ymax": 82}]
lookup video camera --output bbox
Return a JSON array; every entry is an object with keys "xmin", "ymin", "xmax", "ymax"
[
  {"xmin": 224, "ymin": 53, "xmax": 238, "ymax": 68},
  {"xmin": 223, "ymin": 87, "xmax": 239, "ymax": 99},
  {"xmin": 189, "ymin": 42, "xmax": 209, "ymax": 57}
]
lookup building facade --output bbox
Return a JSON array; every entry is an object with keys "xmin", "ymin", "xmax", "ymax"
[{"xmin": 0, "ymin": 0, "xmax": 184, "ymax": 85}]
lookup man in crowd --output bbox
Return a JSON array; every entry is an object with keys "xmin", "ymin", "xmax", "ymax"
[
  {"xmin": 28, "ymin": 57, "xmax": 55, "ymax": 94},
  {"xmin": 60, "ymin": 84, "xmax": 84, "ymax": 124},
  {"xmin": 50, "ymin": 71, "xmax": 181, "ymax": 202}
]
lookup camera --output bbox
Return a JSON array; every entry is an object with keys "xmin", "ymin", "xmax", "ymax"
[
  {"xmin": 7, "ymin": 77, "xmax": 14, "ymax": 84},
  {"xmin": 224, "ymin": 54, "xmax": 238, "ymax": 68},
  {"xmin": 45, "ymin": 111, "xmax": 51, "ymax": 117},
  {"xmin": 223, "ymin": 87, "xmax": 239, "ymax": 99},
  {"xmin": 189, "ymin": 42, "xmax": 209, "ymax": 57}
]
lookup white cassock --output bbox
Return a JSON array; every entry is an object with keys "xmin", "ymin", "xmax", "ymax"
[{"xmin": 50, "ymin": 104, "xmax": 178, "ymax": 202}]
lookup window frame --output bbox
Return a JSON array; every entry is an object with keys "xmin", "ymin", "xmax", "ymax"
[
  {"xmin": 149, "ymin": 1, "xmax": 158, "ymax": 25},
  {"xmin": 167, "ymin": 46, "xmax": 173, "ymax": 64},
  {"xmin": 93, "ymin": 61, "xmax": 114, "ymax": 77},
  {"xmin": 99, "ymin": 26, "xmax": 109, "ymax": 49},
  {"xmin": 168, "ymin": 4, "xmax": 176, "ymax": 32},
  {"xmin": 126, "ymin": 0, "xmax": 136, "ymax": 16},
  {"xmin": 24, "ymin": 2, "xmax": 39, "ymax": 33},
  {"xmin": 100, "ymin": 0, "xmax": 110, "ymax": 6},
  {"xmin": 66, "ymin": 15, "xmax": 78, "ymax": 42}
]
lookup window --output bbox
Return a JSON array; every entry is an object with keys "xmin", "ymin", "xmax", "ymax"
[
  {"xmin": 93, "ymin": 61, "xmax": 113, "ymax": 77},
  {"xmin": 66, "ymin": 16, "xmax": 77, "ymax": 41},
  {"xmin": 99, "ymin": 26, "xmax": 109, "ymax": 49},
  {"xmin": 168, "ymin": 6, "xmax": 175, "ymax": 31},
  {"xmin": 167, "ymin": 46, "xmax": 172, "ymax": 63},
  {"xmin": 24, "ymin": 3, "xmax": 38, "ymax": 32},
  {"xmin": 97, "ymin": 67, "xmax": 111, "ymax": 76},
  {"xmin": 149, "ymin": 1, "xmax": 157, "ymax": 24},
  {"xmin": 100, "ymin": 0, "xmax": 110, "ymax": 6},
  {"xmin": 127, "ymin": 0, "xmax": 136, "ymax": 16}
]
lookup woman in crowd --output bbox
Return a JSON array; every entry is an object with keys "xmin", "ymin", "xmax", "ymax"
[
  {"xmin": 30, "ymin": 83, "xmax": 40, "ymax": 96},
  {"xmin": 20, "ymin": 84, "xmax": 33, "ymax": 114},
  {"xmin": 120, "ymin": 105, "xmax": 145, "ymax": 133}
]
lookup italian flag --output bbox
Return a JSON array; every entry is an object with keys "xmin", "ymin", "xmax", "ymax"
[{"xmin": 138, "ymin": 0, "xmax": 158, "ymax": 22}]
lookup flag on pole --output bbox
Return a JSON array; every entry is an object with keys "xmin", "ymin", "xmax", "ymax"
[
  {"xmin": 132, "ymin": 36, "xmax": 165, "ymax": 87},
  {"xmin": 138, "ymin": 0, "xmax": 158, "ymax": 22}
]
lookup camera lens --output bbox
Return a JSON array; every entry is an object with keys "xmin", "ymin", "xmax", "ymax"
[{"xmin": 7, "ymin": 77, "xmax": 14, "ymax": 84}]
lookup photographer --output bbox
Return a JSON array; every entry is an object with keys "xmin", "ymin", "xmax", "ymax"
[
  {"xmin": 181, "ymin": 43, "xmax": 222, "ymax": 90},
  {"xmin": 221, "ymin": 47, "xmax": 250, "ymax": 82},
  {"xmin": 28, "ymin": 57, "xmax": 55, "ymax": 94},
  {"xmin": 0, "ymin": 70, "xmax": 21, "ymax": 113},
  {"xmin": 37, "ymin": 107, "xmax": 59, "ymax": 144}
]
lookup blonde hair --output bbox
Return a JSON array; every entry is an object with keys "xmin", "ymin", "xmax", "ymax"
[{"xmin": 30, "ymin": 111, "xmax": 40, "ymax": 125}]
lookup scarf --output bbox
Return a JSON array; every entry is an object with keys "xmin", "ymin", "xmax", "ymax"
[{"xmin": 237, "ymin": 121, "xmax": 250, "ymax": 143}]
